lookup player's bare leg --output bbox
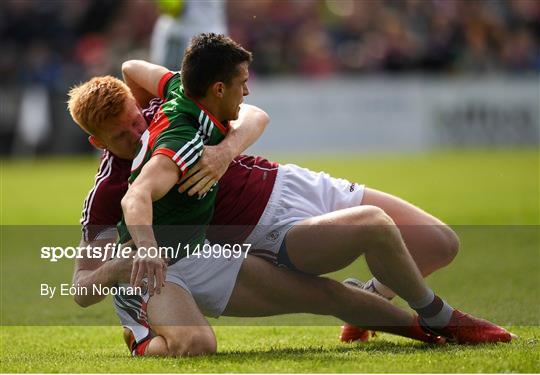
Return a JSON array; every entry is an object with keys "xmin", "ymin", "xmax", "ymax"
[
  {"xmin": 136, "ymin": 282, "xmax": 217, "ymax": 357},
  {"xmin": 285, "ymin": 205, "xmax": 431, "ymax": 303},
  {"xmin": 284, "ymin": 189, "xmax": 459, "ymax": 279},
  {"xmin": 223, "ymin": 255, "xmax": 443, "ymax": 344},
  {"xmin": 340, "ymin": 188, "xmax": 460, "ymax": 341},
  {"xmin": 362, "ymin": 188, "xmax": 460, "ymax": 276},
  {"xmin": 283, "ymin": 206, "xmax": 514, "ymax": 344}
]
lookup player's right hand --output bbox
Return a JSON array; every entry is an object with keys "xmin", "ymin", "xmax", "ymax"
[
  {"xmin": 178, "ymin": 145, "xmax": 229, "ymax": 197},
  {"xmin": 130, "ymin": 248, "xmax": 167, "ymax": 296}
]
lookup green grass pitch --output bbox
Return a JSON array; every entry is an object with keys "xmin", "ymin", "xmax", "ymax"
[{"xmin": 1, "ymin": 149, "xmax": 539, "ymax": 372}]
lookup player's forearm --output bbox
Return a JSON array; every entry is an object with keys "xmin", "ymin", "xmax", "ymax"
[
  {"xmin": 123, "ymin": 69, "xmax": 154, "ymax": 108},
  {"xmin": 122, "ymin": 156, "xmax": 179, "ymax": 250},
  {"xmin": 73, "ymin": 260, "xmax": 120, "ymax": 307},
  {"xmin": 121, "ymin": 189, "xmax": 158, "ymax": 249},
  {"xmin": 220, "ymin": 104, "xmax": 270, "ymax": 160},
  {"xmin": 122, "ymin": 60, "xmax": 168, "ymax": 99}
]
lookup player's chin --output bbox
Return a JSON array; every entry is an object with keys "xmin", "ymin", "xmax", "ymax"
[
  {"xmin": 122, "ymin": 147, "xmax": 138, "ymax": 160},
  {"xmin": 231, "ymin": 108, "xmax": 241, "ymax": 121}
]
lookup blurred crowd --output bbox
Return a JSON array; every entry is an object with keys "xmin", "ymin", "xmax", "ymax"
[
  {"xmin": 229, "ymin": 0, "xmax": 540, "ymax": 76},
  {"xmin": 0, "ymin": 0, "xmax": 158, "ymax": 89},
  {"xmin": 0, "ymin": 0, "xmax": 538, "ymax": 156},
  {"xmin": 1, "ymin": 0, "xmax": 539, "ymax": 88}
]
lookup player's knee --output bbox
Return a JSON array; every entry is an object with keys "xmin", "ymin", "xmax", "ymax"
[
  {"xmin": 183, "ymin": 330, "xmax": 217, "ymax": 356},
  {"xmin": 354, "ymin": 206, "xmax": 401, "ymax": 245},
  {"xmin": 357, "ymin": 205, "xmax": 395, "ymax": 227},
  {"xmin": 438, "ymin": 226, "xmax": 460, "ymax": 266},
  {"xmin": 167, "ymin": 330, "xmax": 216, "ymax": 357},
  {"xmin": 190, "ymin": 332, "xmax": 217, "ymax": 355}
]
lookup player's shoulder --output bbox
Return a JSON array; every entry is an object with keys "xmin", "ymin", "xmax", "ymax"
[
  {"xmin": 156, "ymin": 108, "xmax": 199, "ymax": 135},
  {"xmin": 142, "ymin": 97, "xmax": 164, "ymax": 124},
  {"xmin": 159, "ymin": 71, "xmax": 181, "ymax": 100},
  {"xmin": 85, "ymin": 151, "xmax": 130, "ymax": 202},
  {"xmin": 91, "ymin": 150, "xmax": 131, "ymax": 183},
  {"xmin": 80, "ymin": 150, "xmax": 128, "ymax": 231},
  {"xmin": 149, "ymin": 113, "xmax": 203, "ymax": 158},
  {"xmin": 147, "ymin": 99, "xmax": 198, "ymax": 140}
]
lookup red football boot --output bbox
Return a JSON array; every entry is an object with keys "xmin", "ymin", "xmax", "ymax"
[
  {"xmin": 340, "ymin": 278, "xmax": 376, "ymax": 343},
  {"xmin": 408, "ymin": 316, "xmax": 446, "ymax": 344},
  {"xmin": 339, "ymin": 323, "xmax": 373, "ymax": 342},
  {"xmin": 341, "ymin": 316, "xmax": 444, "ymax": 344},
  {"xmin": 123, "ymin": 328, "xmax": 153, "ymax": 356},
  {"xmin": 424, "ymin": 309, "xmax": 516, "ymax": 344}
]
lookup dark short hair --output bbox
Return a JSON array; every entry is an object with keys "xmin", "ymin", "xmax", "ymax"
[{"xmin": 181, "ymin": 33, "xmax": 253, "ymax": 98}]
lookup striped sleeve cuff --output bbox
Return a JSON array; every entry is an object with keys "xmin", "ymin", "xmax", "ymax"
[
  {"xmin": 152, "ymin": 141, "xmax": 203, "ymax": 177},
  {"xmin": 158, "ymin": 71, "xmax": 175, "ymax": 100}
]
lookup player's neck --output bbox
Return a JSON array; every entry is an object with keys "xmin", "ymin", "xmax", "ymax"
[{"xmin": 197, "ymin": 97, "xmax": 225, "ymax": 123}]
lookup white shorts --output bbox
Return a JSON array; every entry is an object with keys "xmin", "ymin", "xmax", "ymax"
[
  {"xmin": 245, "ymin": 163, "xmax": 365, "ymax": 262},
  {"xmin": 114, "ymin": 241, "xmax": 245, "ymax": 346}
]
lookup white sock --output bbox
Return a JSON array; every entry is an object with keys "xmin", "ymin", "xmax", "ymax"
[
  {"xmin": 409, "ymin": 289, "xmax": 454, "ymax": 329},
  {"xmin": 363, "ymin": 278, "xmax": 396, "ymax": 300}
]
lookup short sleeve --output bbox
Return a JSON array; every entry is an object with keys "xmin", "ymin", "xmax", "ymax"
[
  {"xmin": 158, "ymin": 72, "xmax": 181, "ymax": 101},
  {"xmin": 152, "ymin": 124, "xmax": 204, "ymax": 177}
]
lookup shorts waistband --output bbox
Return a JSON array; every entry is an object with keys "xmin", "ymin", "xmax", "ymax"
[{"xmin": 244, "ymin": 165, "xmax": 286, "ymax": 244}]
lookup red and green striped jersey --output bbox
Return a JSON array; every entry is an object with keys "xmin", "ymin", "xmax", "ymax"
[{"xmin": 117, "ymin": 72, "xmax": 229, "ymax": 260}]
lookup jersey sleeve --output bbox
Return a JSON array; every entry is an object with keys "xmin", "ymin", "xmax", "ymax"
[
  {"xmin": 152, "ymin": 124, "xmax": 204, "ymax": 177},
  {"xmin": 80, "ymin": 151, "xmax": 127, "ymax": 242},
  {"xmin": 141, "ymin": 97, "xmax": 163, "ymax": 124},
  {"xmin": 157, "ymin": 72, "xmax": 181, "ymax": 101}
]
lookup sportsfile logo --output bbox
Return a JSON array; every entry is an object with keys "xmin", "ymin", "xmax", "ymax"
[
  {"xmin": 40, "ymin": 243, "xmax": 251, "ymax": 262},
  {"xmin": 41, "ymin": 243, "xmax": 132, "ymax": 262},
  {"xmin": 40, "ymin": 243, "xmax": 172, "ymax": 262}
]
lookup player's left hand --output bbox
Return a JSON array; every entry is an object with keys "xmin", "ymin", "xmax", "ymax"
[{"xmin": 178, "ymin": 145, "xmax": 231, "ymax": 197}]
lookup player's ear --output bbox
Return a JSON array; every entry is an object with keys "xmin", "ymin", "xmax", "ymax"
[
  {"xmin": 211, "ymin": 82, "xmax": 225, "ymax": 99},
  {"xmin": 88, "ymin": 135, "xmax": 106, "ymax": 150}
]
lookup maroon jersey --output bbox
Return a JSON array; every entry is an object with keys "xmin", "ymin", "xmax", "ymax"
[
  {"xmin": 80, "ymin": 99, "xmax": 278, "ymax": 243},
  {"xmin": 207, "ymin": 155, "xmax": 278, "ymax": 244},
  {"xmin": 80, "ymin": 150, "xmax": 131, "ymax": 241}
]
